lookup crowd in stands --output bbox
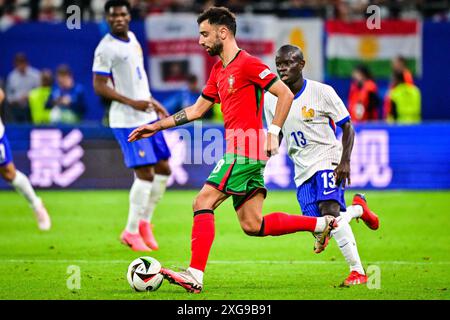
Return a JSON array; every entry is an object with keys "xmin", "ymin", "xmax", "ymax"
[
  {"xmin": 0, "ymin": 51, "xmax": 421, "ymax": 125},
  {"xmin": 348, "ymin": 57, "xmax": 421, "ymax": 124},
  {"xmin": 0, "ymin": 0, "xmax": 449, "ymax": 25},
  {"xmin": 1, "ymin": 53, "xmax": 86, "ymax": 124},
  {"xmin": 0, "ymin": 1, "xmax": 428, "ymax": 125}
]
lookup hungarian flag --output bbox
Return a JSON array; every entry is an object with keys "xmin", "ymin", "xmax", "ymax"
[{"xmin": 326, "ymin": 20, "xmax": 421, "ymax": 78}]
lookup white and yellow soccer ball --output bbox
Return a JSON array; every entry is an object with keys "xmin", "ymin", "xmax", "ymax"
[{"xmin": 127, "ymin": 256, "xmax": 164, "ymax": 292}]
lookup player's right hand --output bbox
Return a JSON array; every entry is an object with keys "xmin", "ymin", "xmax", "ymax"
[
  {"xmin": 130, "ymin": 100, "xmax": 152, "ymax": 111},
  {"xmin": 265, "ymin": 132, "xmax": 280, "ymax": 157},
  {"xmin": 128, "ymin": 124, "xmax": 158, "ymax": 142}
]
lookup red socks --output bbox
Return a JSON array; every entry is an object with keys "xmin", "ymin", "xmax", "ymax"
[
  {"xmin": 261, "ymin": 212, "xmax": 317, "ymax": 236},
  {"xmin": 189, "ymin": 210, "xmax": 215, "ymax": 272}
]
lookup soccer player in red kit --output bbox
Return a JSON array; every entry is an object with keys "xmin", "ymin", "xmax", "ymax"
[{"xmin": 128, "ymin": 7, "xmax": 337, "ymax": 293}]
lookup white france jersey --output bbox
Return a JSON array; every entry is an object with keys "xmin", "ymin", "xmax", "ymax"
[
  {"xmin": 92, "ymin": 31, "xmax": 157, "ymax": 128},
  {"xmin": 264, "ymin": 79, "xmax": 350, "ymax": 187}
]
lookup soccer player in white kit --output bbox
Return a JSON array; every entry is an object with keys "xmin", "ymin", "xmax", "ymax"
[
  {"xmin": 264, "ymin": 45, "xmax": 380, "ymax": 286},
  {"xmin": 0, "ymin": 88, "xmax": 51, "ymax": 230},
  {"xmin": 93, "ymin": 0, "xmax": 171, "ymax": 252}
]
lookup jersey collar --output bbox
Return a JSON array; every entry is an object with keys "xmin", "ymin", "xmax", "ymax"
[
  {"xmin": 222, "ymin": 49, "xmax": 242, "ymax": 68},
  {"xmin": 109, "ymin": 32, "xmax": 130, "ymax": 43},
  {"xmin": 294, "ymin": 79, "xmax": 307, "ymax": 100}
]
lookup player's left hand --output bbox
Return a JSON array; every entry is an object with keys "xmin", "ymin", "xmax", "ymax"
[
  {"xmin": 265, "ymin": 132, "xmax": 280, "ymax": 157},
  {"xmin": 128, "ymin": 123, "xmax": 159, "ymax": 142},
  {"xmin": 334, "ymin": 161, "xmax": 351, "ymax": 188}
]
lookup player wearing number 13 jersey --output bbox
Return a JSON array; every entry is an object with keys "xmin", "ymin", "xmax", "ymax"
[
  {"xmin": 128, "ymin": 7, "xmax": 339, "ymax": 293},
  {"xmin": 264, "ymin": 45, "xmax": 380, "ymax": 286}
]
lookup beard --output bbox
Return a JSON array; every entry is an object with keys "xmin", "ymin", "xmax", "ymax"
[{"xmin": 207, "ymin": 38, "xmax": 223, "ymax": 56}]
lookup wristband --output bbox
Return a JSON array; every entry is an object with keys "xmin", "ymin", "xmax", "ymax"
[{"xmin": 268, "ymin": 124, "xmax": 281, "ymax": 136}]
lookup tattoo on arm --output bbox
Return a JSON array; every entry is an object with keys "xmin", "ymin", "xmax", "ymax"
[{"xmin": 173, "ymin": 109, "xmax": 189, "ymax": 126}]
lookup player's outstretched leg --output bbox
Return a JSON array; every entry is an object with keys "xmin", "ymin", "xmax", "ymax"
[
  {"xmin": 1, "ymin": 163, "xmax": 51, "ymax": 230},
  {"xmin": 236, "ymin": 191, "xmax": 338, "ymax": 253},
  {"xmin": 161, "ymin": 185, "xmax": 228, "ymax": 293}
]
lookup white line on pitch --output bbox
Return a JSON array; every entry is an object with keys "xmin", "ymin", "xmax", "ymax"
[{"xmin": 0, "ymin": 259, "xmax": 448, "ymax": 266}]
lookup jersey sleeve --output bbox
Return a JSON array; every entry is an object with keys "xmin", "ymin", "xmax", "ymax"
[
  {"xmin": 323, "ymin": 85, "xmax": 350, "ymax": 127},
  {"xmin": 201, "ymin": 65, "xmax": 220, "ymax": 104},
  {"xmin": 244, "ymin": 55, "xmax": 278, "ymax": 90},
  {"xmin": 92, "ymin": 43, "xmax": 113, "ymax": 76}
]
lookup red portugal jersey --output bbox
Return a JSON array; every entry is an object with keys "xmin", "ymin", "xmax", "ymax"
[{"xmin": 202, "ymin": 50, "xmax": 278, "ymax": 160}]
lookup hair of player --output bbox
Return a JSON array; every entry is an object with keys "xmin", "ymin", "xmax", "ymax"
[
  {"xmin": 197, "ymin": 6, "xmax": 237, "ymax": 36},
  {"xmin": 277, "ymin": 44, "xmax": 304, "ymax": 61},
  {"xmin": 104, "ymin": 0, "xmax": 131, "ymax": 14}
]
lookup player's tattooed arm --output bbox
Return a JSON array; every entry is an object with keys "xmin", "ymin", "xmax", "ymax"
[
  {"xmin": 171, "ymin": 95, "xmax": 214, "ymax": 127},
  {"xmin": 153, "ymin": 95, "xmax": 213, "ymax": 131},
  {"xmin": 174, "ymin": 109, "xmax": 189, "ymax": 126},
  {"xmin": 128, "ymin": 97, "xmax": 212, "ymax": 142}
]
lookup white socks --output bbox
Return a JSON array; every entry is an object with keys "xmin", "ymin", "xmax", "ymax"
[
  {"xmin": 340, "ymin": 205, "xmax": 363, "ymax": 224},
  {"xmin": 10, "ymin": 170, "xmax": 41, "ymax": 210},
  {"xmin": 187, "ymin": 267, "xmax": 204, "ymax": 284},
  {"xmin": 314, "ymin": 217, "xmax": 326, "ymax": 232},
  {"xmin": 126, "ymin": 174, "xmax": 168, "ymax": 234},
  {"xmin": 331, "ymin": 217, "xmax": 365, "ymax": 274},
  {"xmin": 141, "ymin": 174, "xmax": 169, "ymax": 222},
  {"xmin": 126, "ymin": 178, "xmax": 153, "ymax": 234}
]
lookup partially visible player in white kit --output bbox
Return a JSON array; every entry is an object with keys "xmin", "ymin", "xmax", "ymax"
[
  {"xmin": 93, "ymin": 0, "xmax": 171, "ymax": 252},
  {"xmin": 0, "ymin": 88, "xmax": 51, "ymax": 230},
  {"xmin": 264, "ymin": 45, "xmax": 380, "ymax": 286}
]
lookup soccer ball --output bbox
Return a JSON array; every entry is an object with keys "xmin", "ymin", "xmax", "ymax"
[{"xmin": 127, "ymin": 256, "xmax": 164, "ymax": 292}]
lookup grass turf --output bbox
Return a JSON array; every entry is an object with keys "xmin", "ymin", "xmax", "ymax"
[{"xmin": 0, "ymin": 190, "xmax": 449, "ymax": 300}]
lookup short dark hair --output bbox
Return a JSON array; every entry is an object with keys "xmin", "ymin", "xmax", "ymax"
[
  {"xmin": 277, "ymin": 45, "xmax": 304, "ymax": 61},
  {"xmin": 104, "ymin": 0, "xmax": 131, "ymax": 14},
  {"xmin": 197, "ymin": 6, "xmax": 237, "ymax": 36}
]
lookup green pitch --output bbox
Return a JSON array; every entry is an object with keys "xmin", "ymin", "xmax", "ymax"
[{"xmin": 0, "ymin": 190, "xmax": 449, "ymax": 300}]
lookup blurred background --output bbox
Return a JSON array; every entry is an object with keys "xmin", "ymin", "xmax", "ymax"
[{"xmin": 0, "ymin": 0, "xmax": 449, "ymax": 191}]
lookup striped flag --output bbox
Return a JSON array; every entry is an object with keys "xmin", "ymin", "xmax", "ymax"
[{"xmin": 326, "ymin": 20, "xmax": 421, "ymax": 78}]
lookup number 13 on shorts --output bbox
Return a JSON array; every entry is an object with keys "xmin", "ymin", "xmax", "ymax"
[{"xmin": 321, "ymin": 171, "xmax": 337, "ymax": 189}]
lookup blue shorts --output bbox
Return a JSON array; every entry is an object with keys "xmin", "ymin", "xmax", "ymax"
[
  {"xmin": 296, "ymin": 170, "xmax": 346, "ymax": 217},
  {"xmin": 112, "ymin": 126, "xmax": 171, "ymax": 168},
  {"xmin": 0, "ymin": 134, "xmax": 13, "ymax": 166}
]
